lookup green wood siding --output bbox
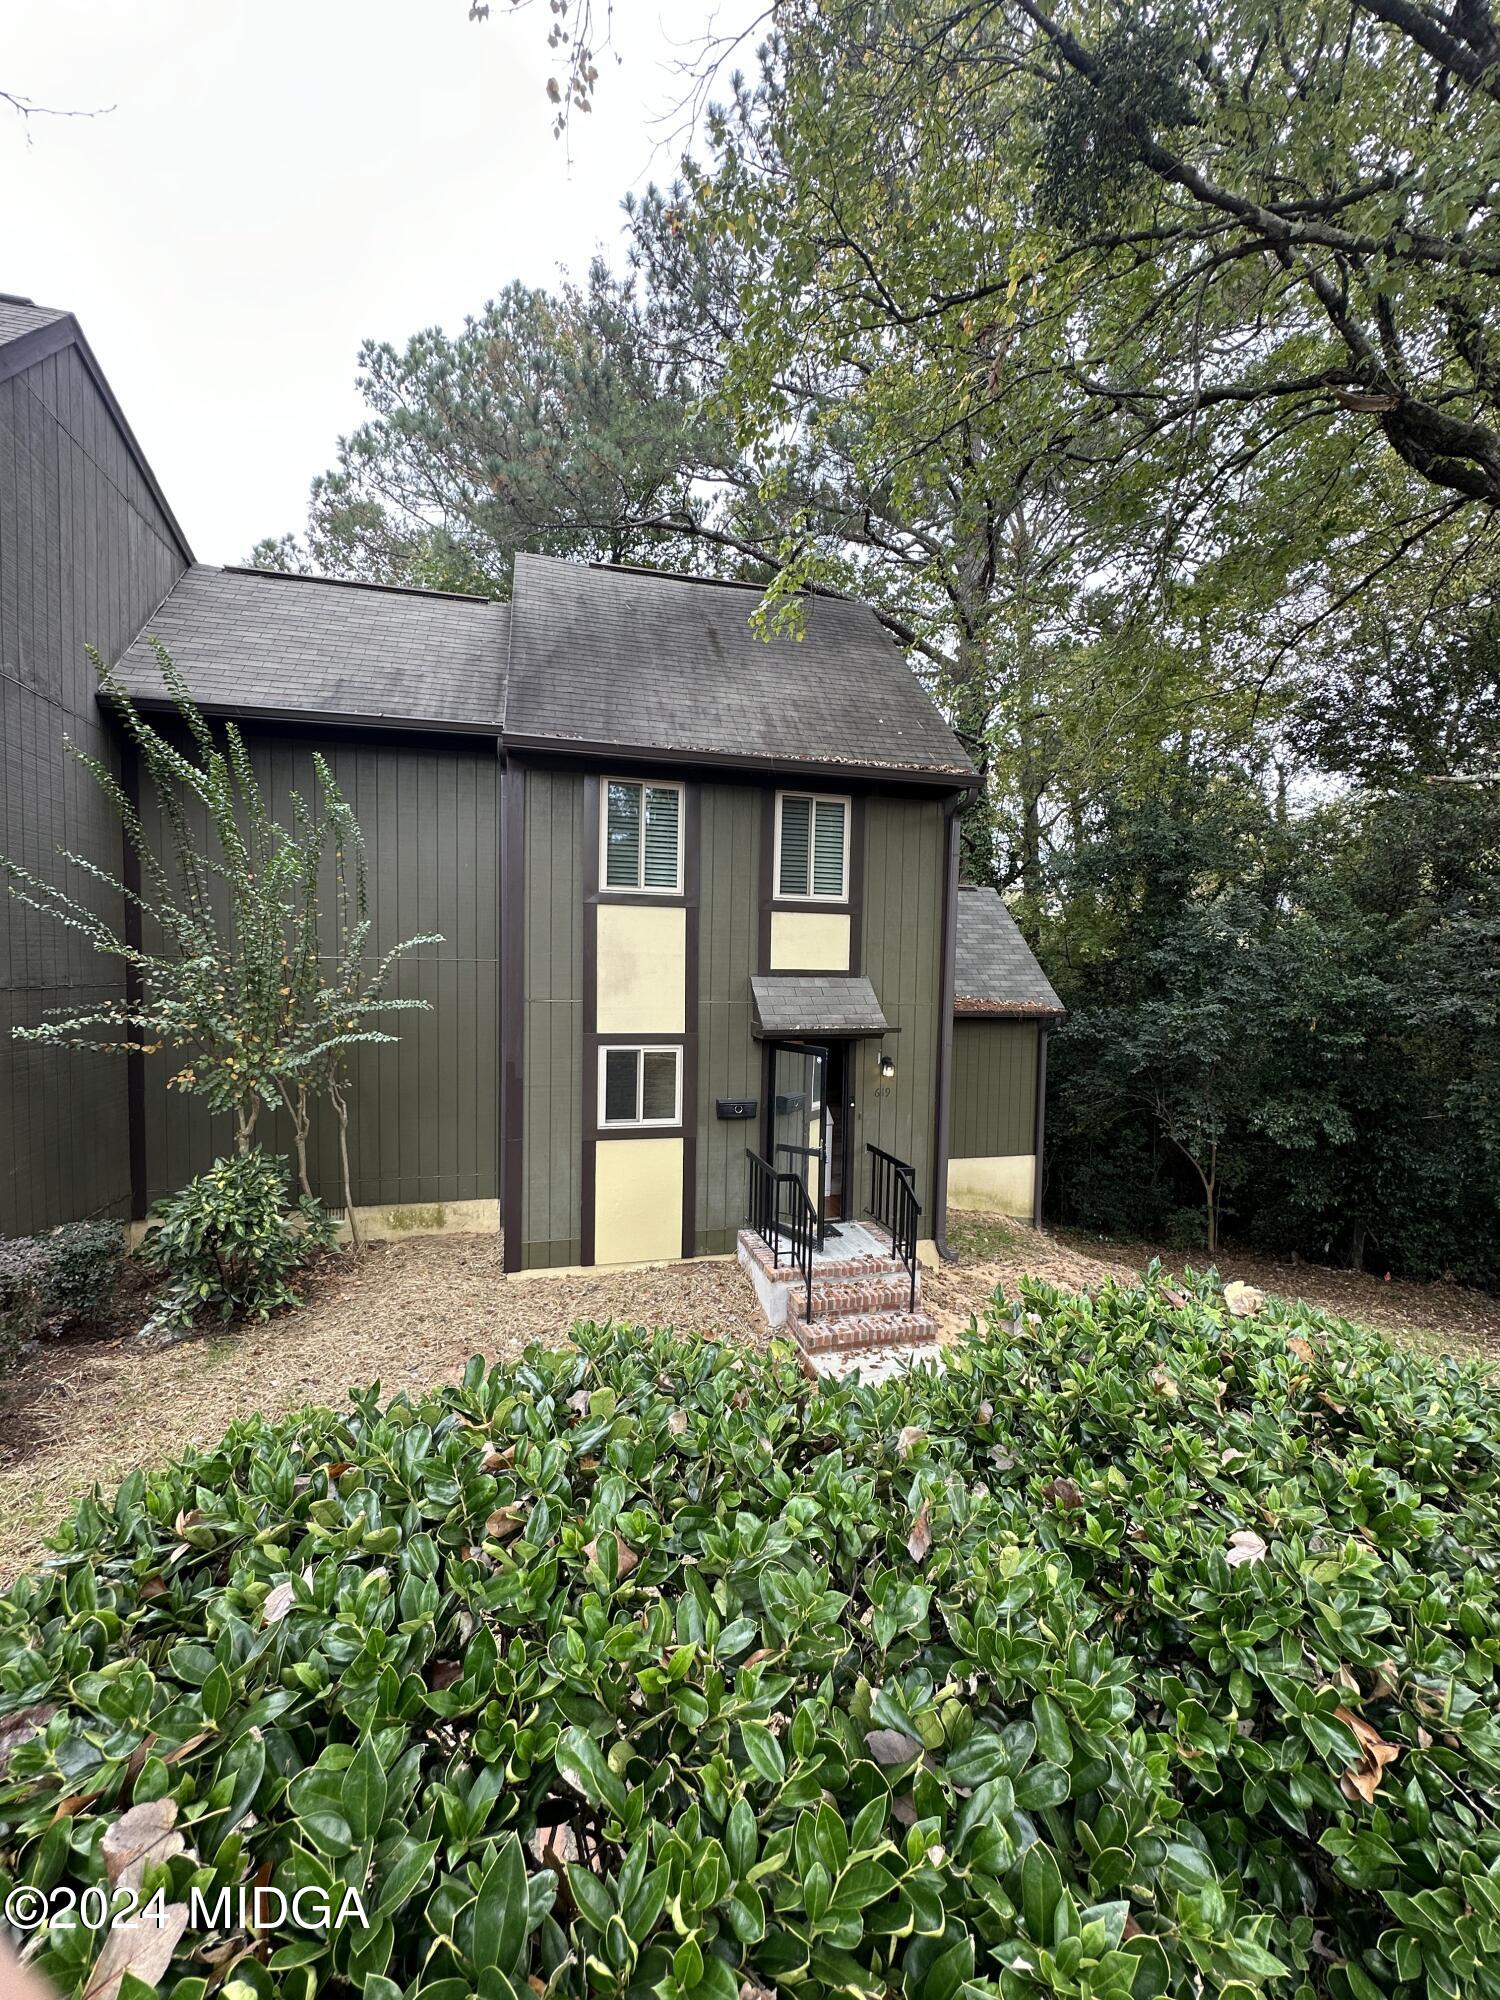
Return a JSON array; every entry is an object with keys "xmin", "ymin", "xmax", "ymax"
[
  {"xmin": 849, "ymin": 795, "xmax": 947, "ymax": 1223},
  {"xmin": 1, "ymin": 344, "xmax": 188, "ymax": 1234},
  {"xmin": 951, "ymin": 1019, "xmax": 1037, "ymax": 1159},
  {"xmin": 521, "ymin": 767, "xmax": 584, "ymax": 1265},
  {"xmin": 694, "ymin": 782, "xmax": 761, "ymax": 1254},
  {"xmin": 139, "ymin": 732, "xmax": 500, "ymax": 1209}
]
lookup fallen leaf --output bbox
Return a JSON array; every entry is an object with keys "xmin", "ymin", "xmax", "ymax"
[
  {"xmin": 1149, "ymin": 1365, "xmax": 1179, "ymax": 1399},
  {"xmin": 989, "ymin": 1445, "xmax": 1016, "ymax": 1472},
  {"xmin": 1225, "ymin": 1529, "xmax": 1268, "ymax": 1567},
  {"xmin": 1368, "ymin": 1658, "xmax": 1400, "ymax": 1700},
  {"xmin": 102, "ymin": 1798, "xmax": 185, "ymax": 1894},
  {"xmin": 897, "ymin": 1425, "xmax": 926, "ymax": 1457},
  {"xmin": 0, "ymin": 1702, "xmax": 56, "ymax": 1778},
  {"xmin": 478, "ymin": 1442, "xmax": 515, "ymax": 1473},
  {"xmin": 81, "ymin": 1900, "xmax": 189, "ymax": 2000},
  {"xmin": 1223, "ymin": 1281, "xmax": 1265, "ymax": 1318},
  {"xmin": 976, "ymin": 1400, "xmax": 993, "ymax": 1426},
  {"xmin": 584, "ymin": 1532, "xmax": 639, "ymax": 1579},
  {"xmin": 1161, "ymin": 1286, "xmax": 1188, "ymax": 1310},
  {"xmin": 1287, "ymin": 1336, "xmax": 1315, "ymax": 1363},
  {"xmin": 139, "ymin": 1576, "xmax": 168, "ymax": 1600},
  {"xmin": 891, "ymin": 1795, "xmax": 918, "ymax": 1826},
  {"xmin": 1043, "ymin": 1477, "xmax": 1083, "ymax": 1513},
  {"xmin": 907, "ymin": 1500, "xmax": 932, "ymax": 1562},
  {"xmin": 261, "ymin": 1581, "xmax": 295, "ymax": 1627},
  {"xmin": 567, "ymin": 1389, "xmax": 592, "ymax": 1416},
  {"xmin": 485, "ymin": 1506, "xmax": 525, "ymax": 1542},
  {"xmin": 668, "ymin": 1409, "xmax": 689, "ymax": 1436},
  {"xmin": 740, "ymin": 1982, "xmax": 777, "ymax": 2000},
  {"xmin": 1334, "ymin": 1705, "xmax": 1400, "ymax": 1804},
  {"xmin": 865, "ymin": 1728, "xmax": 923, "ymax": 1765}
]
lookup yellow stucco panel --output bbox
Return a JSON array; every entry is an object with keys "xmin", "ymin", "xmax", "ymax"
[
  {"xmin": 594, "ymin": 1137, "xmax": 684, "ymax": 1264},
  {"xmin": 769, "ymin": 909, "xmax": 851, "ymax": 971},
  {"xmin": 949, "ymin": 1154, "xmax": 1036, "ymax": 1217},
  {"xmin": 596, "ymin": 904, "xmax": 686, "ymax": 1033}
]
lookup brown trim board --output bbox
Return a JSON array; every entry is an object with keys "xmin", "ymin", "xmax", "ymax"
[
  {"xmin": 119, "ymin": 736, "xmax": 148, "ymax": 1221},
  {"xmin": 682, "ymin": 783, "xmax": 701, "ymax": 1259},
  {"xmin": 580, "ymin": 778, "xmax": 600, "ymax": 1267},
  {"xmin": 931, "ymin": 790, "xmax": 964, "ymax": 1258},
  {"xmin": 500, "ymin": 757, "xmax": 526, "ymax": 1273}
]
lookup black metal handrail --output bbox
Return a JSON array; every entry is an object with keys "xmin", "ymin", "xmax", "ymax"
[
  {"xmin": 746, "ymin": 1147, "xmax": 816, "ymax": 1322},
  {"xmin": 866, "ymin": 1143, "xmax": 921, "ymax": 1312}
]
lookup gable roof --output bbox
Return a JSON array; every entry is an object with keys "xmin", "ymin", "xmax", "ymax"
[
  {"xmin": 0, "ymin": 295, "xmax": 69, "ymax": 346},
  {"xmin": 954, "ymin": 886, "xmax": 1064, "ymax": 1019},
  {"xmin": 112, "ymin": 565, "xmax": 508, "ymax": 734},
  {"xmin": 0, "ymin": 294, "xmax": 193, "ymax": 565},
  {"xmin": 503, "ymin": 553, "xmax": 974, "ymax": 786}
]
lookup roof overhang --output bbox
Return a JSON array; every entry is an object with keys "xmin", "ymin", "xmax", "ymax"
[
  {"xmin": 954, "ymin": 999, "xmax": 1066, "ymax": 1021},
  {"xmin": 751, "ymin": 974, "xmax": 893, "ymax": 1040},
  {"xmin": 0, "ymin": 312, "xmax": 194, "ymax": 567},
  {"xmin": 502, "ymin": 731, "xmax": 979, "ymax": 795}
]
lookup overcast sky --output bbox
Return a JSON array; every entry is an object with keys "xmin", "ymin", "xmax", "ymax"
[{"xmin": 5, "ymin": 0, "xmax": 721, "ymax": 564}]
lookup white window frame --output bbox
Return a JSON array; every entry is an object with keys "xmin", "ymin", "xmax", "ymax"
[
  {"xmin": 597, "ymin": 1043, "xmax": 683, "ymax": 1130},
  {"xmin": 774, "ymin": 790, "xmax": 851, "ymax": 904},
  {"xmin": 599, "ymin": 777, "xmax": 684, "ymax": 896}
]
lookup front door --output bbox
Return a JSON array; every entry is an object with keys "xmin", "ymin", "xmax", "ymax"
[{"xmin": 767, "ymin": 1042, "xmax": 828, "ymax": 1243}]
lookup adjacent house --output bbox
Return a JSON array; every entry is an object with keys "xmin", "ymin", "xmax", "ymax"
[{"xmin": 1, "ymin": 297, "xmax": 1062, "ymax": 1352}]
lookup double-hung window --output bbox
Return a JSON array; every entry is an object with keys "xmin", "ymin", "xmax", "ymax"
[
  {"xmin": 599, "ymin": 1044, "xmax": 682, "ymax": 1129},
  {"xmin": 776, "ymin": 792, "xmax": 849, "ymax": 902},
  {"xmin": 602, "ymin": 779, "xmax": 682, "ymax": 893}
]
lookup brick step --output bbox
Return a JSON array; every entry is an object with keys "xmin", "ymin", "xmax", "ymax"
[
  {"xmin": 787, "ymin": 1269, "xmax": 920, "ymax": 1322},
  {"xmin": 793, "ymin": 1309, "xmax": 941, "ymax": 1357}
]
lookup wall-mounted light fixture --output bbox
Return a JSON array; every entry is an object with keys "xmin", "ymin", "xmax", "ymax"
[{"xmin": 877, "ymin": 1051, "xmax": 896, "ymax": 1079}]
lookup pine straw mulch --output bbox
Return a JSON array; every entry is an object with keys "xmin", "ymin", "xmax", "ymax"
[
  {"xmin": 3, "ymin": 1219, "xmax": 1496, "ymax": 1583},
  {"xmin": 929, "ymin": 1212, "xmax": 1500, "ymax": 1365},
  {"xmin": 0, "ymin": 1236, "xmax": 766, "ymax": 1583}
]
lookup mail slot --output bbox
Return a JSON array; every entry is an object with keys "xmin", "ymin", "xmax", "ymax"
[{"xmin": 716, "ymin": 1097, "xmax": 758, "ymax": 1120}]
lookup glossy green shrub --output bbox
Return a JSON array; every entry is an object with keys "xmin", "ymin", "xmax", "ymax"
[
  {"xmin": 138, "ymin": 1149, "xmax": 337, "ymax": 1327},
  {"xmin": 2, "ymin": 1274, "xmax": 1499, "ymax": 2000}
]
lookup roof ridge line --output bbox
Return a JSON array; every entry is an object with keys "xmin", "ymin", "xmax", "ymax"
[{"xmin": 221, "ymin": 564, "xmax": 499, "ymax": 606}]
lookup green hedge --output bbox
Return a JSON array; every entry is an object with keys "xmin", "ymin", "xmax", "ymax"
[{"xmin": 2, "ymin": 1275, "xmax": 1499, "ymax": 2000}]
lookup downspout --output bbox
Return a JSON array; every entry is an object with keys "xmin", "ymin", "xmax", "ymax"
[
  {"xmin": 1031, "ymin": 1026, "xmax": 1050, "ymax": 1231},
  {"xmin": 931, "ymin": 784, "xmax": 971, "ymax": 1260}
]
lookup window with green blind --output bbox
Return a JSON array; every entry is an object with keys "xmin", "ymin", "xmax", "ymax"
[
  {"xmin": 777, "ymin": 792, "xmax": 849, "ymax": 900},
  {"xmin": 603, "ymin": 779, "xmax": 682, "ymax": 892}
]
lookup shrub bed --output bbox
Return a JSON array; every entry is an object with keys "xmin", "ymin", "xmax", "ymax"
[
  {"xmin": 139, "ymin": 1151, "xmax": 336, "ymax": 1328},
  {"xmin": 0, "ymin": 1221, "xmax": 126, "ymax": 1374},
  {"xmin": 2, "ymin": 1274, "xmax": 1499, "ymax": 2000}
]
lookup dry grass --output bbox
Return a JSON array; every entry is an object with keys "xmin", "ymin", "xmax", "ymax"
[{"xmin": 3, "ymin": 1217, "xmax": 1494, "ymax": 1583}]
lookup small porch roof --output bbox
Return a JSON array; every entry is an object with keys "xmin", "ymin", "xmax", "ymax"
[{"xmin": 750, "ymin": 974, "xmax": 892, "ymax": 1040}]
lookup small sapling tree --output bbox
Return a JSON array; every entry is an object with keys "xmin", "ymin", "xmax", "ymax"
[{"xmin": 2, "ymin": 644, "xmax": 439, "ymax": 1232}]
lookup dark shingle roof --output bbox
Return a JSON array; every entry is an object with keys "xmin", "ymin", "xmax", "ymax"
[
  {"xmin": 954, "ymin": 887, "xmax": 1064, "ymax": 1019},
  {"xmin": 0, "ymin": 296, "xmax": 69, "ymax": 347},
  {"xmin": 504, "ymin": 554, "xmax": 974, "ymax": 783},
  {"xmin": 751, "ymin": 974, "xmax": 892, "ymax": 1039},
  {"xmin": 112, "ymin": 565, "xmax": 507, "ymax": 732}
]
